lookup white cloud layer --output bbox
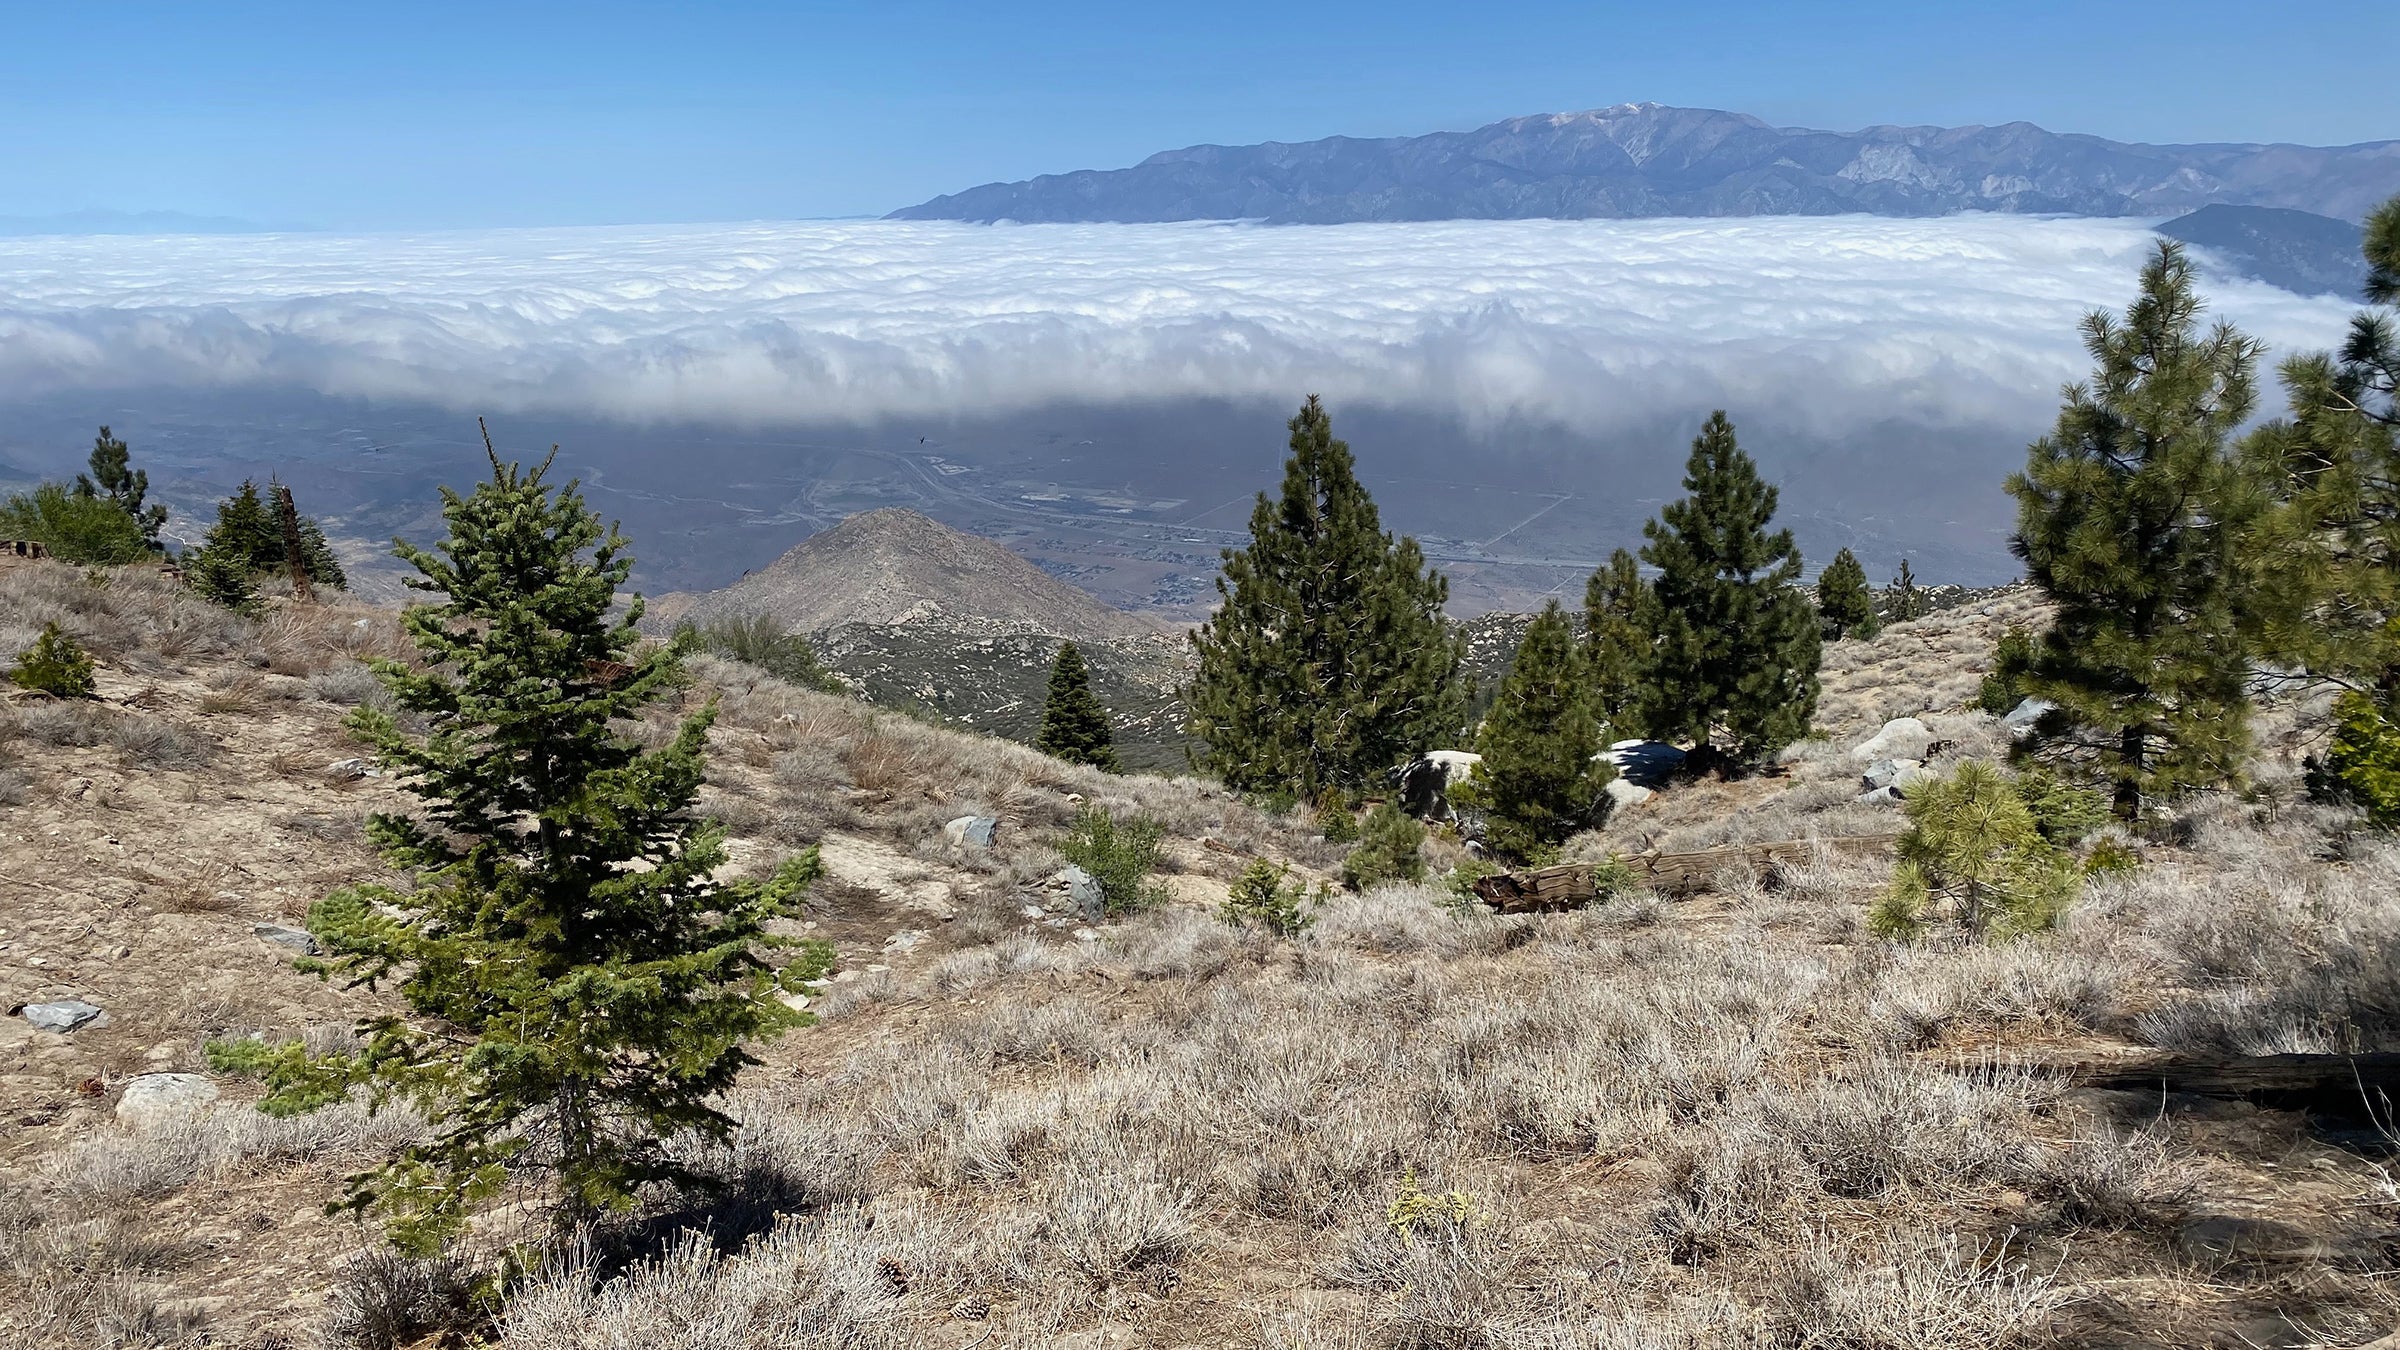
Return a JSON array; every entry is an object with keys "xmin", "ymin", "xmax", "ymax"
[{"xmin": 0, "ymin": 217, "xmax": 2361, "ymax": 438}]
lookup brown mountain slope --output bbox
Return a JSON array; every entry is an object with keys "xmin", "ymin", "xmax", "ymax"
[{"xmin": 666, "ymin": 508, "xmax": 1162, "ymax": 641}]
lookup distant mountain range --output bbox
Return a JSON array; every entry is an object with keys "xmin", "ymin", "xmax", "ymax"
[{"xmin": 891, "ymin": 103, "xmax": 2400, "ymax": 226}]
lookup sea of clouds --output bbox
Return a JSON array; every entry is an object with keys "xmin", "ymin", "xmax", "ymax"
[{"xmin": 0, "ymin": 216, "xmax": 2360, "ymax": 439}]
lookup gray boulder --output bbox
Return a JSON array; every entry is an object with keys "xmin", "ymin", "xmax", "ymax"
[
  {"xmin": 1852, "ymin": 717, "xmax": 1933, "ymax": 764},
  {"xmin": 22, "ymin": 999, "xmax": 106, "ymax": 1032},
  {"xmin": 2002, "ymin": 697, "xmax": 2059, "ymax": 738},
  {"xmin": 117, "ymin": 1073, "xmax": 220, "ymax": 1130},
  {"xmin": 1055, "ymin": 865, "xmax": 1105, "ymax": 921},
  {"xmin": 1855, "ymin": 785, "xmax": 1906, "ymax": 806},
  {"xmin": 1603, "ymin": 777, "xmax": 1654, "ymax": 809},
  {"xmin": 253, "ymin": 922, "xmax": 323, "ymax": 956},
  {"xmin": 942, "ymin": 815, "xmax": 1000, "ymax": 850}
]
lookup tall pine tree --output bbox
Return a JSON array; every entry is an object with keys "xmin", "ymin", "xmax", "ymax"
[
  {"xmin": 72, "ymin": 426, "xmax": 167, "ymax": 552},
  {"xmin": 228, "ymin": 434, "xmax": 826, "ymax": 1251},
  {"xmin": 1817, "ymin": 548, "xmax": 1877, "ymax": 640},
  {"xmin": 2242, "ymin": 195, "xmax": 2400, "ymax": 811},
  {"xmin": 1582, "ymin": 547, "xmax": 1655, "ymax": 739},
  {"xmin": 2008, "ymin": 240, "xmax": 2262, "ymax": 820},
  {"xmin": 1639, "ymin": 412, "xmax": 1822, "ymax": 766},
  {"xmin": 1186, "ymin": 397, "xmax": 1466, "ymax": 798},
  {"xmin": 190, "ymin": 480, "xmax": 347, "ymax": 591},
  {"xmin": 1476, "ymin": 600, "xmax": 1613, "ymax": 858},
  {"xmin": 1036, "ymin": 641, "xmax": 1122, "ymax": 772}
]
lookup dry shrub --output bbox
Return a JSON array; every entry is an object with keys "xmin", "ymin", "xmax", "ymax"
[
  {"xmin": 499, "ymin": 1210, "xmax": 907, "ymax": 1350},
  {"xmin": 1765, "ymin": 1232, "xmax": 2060, "ymax": 1350},
  {"xmin": 43, "ymin": 1100, "xmax": 426, "ymax": 1202},
  {"xmin": 1041, "ymin": 1138, "xmax": 1196, "ymax": 1287}
]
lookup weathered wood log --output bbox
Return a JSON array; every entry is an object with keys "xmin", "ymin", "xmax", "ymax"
[
  {"xmin": 1470, "ymin": 833, "xmax": 1901, "ymax": 911},
  {"xmin": 2071, "ymin": 1053, "xmax": 2400, "ymax": 1114}
]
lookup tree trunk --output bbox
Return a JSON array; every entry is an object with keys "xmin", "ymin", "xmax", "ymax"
[{"xmin": 2114, "ymin": 724, "xmax": 2146, "ymax": 820}]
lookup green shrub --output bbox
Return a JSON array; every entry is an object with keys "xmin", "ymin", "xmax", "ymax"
[
  {"xmin": 1886, "ymin": 760, "xmax": 2079, "ymax": 940},
  {"xmin": 2325, "ymin": 692, "xmax": 2400, "ymax": 830},
  {"xmin": 2015, "ymin": 766, "xmax": 2110, "ymax": 844},
  {"xmin": 1221, "ymin": 859, "xmax": 1318, "ymax": 936},
  {"xmin": 0, "ymin": 482, "xmax": 150, "ymax": 564},
  {"xmin": 1058, "ymin": 807, "xmax": 1169, "ymax": 916},
  {"xmin": 2083, "ymin": 836, "xmax": 2143, "ymax": 876},
  {"xmin": 8, "ymin": 623, "xmax": 96, "ymax": 699},
  {"xmin": 1441, "ymin": 856, "xmax": 1502, "ymax": 911},
  {"xmin": 1317, "ymin": 790, "xmax": 1361, "ymax": 843},
  {"xmin": 1977, "ymin": 625, "xmax": 2036, "ymax": 717},
  {"xmin": 1341, "ymin": 802, "xmax": 1426, "ymax": 890},
  {"xmin": 681, "ymin": 613, "xmax": 844, "ymax": 694}
]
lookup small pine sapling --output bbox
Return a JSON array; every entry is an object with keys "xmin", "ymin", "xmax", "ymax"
[
  {"xmin": 1880, "ymin": 760, "xmax": 2080, "ymax": 941},
  {"xmin": 8, "ymin": 622, "xmax": 97, "ymax": 699},
  {"xmin": 1341, "ymin": 801, "xmax": 1426, "ymax": 890},
  {"xmin": 1221, "ymin": 859, "xmax": 1319, "ymax": 936}
]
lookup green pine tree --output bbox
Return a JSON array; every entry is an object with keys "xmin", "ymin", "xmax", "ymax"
[
  {"xmin": 1887, "ymin": 558, "xmax": 1927, "ymax": 622},
  {"xmin": 185, "ymin": 543, "xmax": 261, "ymax": 614},
  {"xmin": 1475, "ymin": 600, "xmax": 1613, "ymax": 858},
  {"xmin": 2242, "ymin": 195, "xmax": 2400, "ymax": 718},
  {"xmin": 216, "ymin": 436, "xmax": 827, "ymax": 1252},
  {"xmin": 2007, "ymin": 241, "xmax": 2263, "ymax": 820},
  {"xmin": 72, "ymin": 426, "xmax": 168, "ymax": 551},
  {"xmin": 1582, "ymin": 547, "xmax": 1654, "ymax": 739},
  {"xmin": 189, "ymin": 480, "xmax": 347, "ymax": 590},
  {"xmin": 1638, "ymin": 412, "xmax": 1822, "ymax": 766},
  {"xmin": 1186, "ymin": 396, "xmax": 1467, "ymax": 798},
  {"xmin": 1036, "ymin": 641, "xmax": 1121, "ymax": 772},
  {"xmin": 1816, "ymin": 547, "xmax": 1877, "ymax": 640}
]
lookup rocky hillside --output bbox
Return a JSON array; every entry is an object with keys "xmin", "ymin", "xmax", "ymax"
[
  {"xmin": 891, "ymin": 102, "xmax": 2400, "ymax": 225},
  {"xmin": 9, "ymin": 558, "xmax": 2399, "ymax": 1348},
  {"xmin": 664, "ymin": 508, "xmax": 1162, "ymax": 642},
  {"xmin": 811, "ymin": 624, "xmax": 1197, "ymax": 774}
]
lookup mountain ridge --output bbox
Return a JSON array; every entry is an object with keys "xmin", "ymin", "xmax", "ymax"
[
  {"xmin": 664, "ymin": 507, "xmax": 1165, "ymax": 643},
  {"xmin": 890, "ymin": 102, "xmax": 2400, "ymax": 225}
]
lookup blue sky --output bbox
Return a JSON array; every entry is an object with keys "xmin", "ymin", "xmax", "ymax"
[{"xmin": 3, "ymin": 0, "xmax": 2393, "ymax": 230}]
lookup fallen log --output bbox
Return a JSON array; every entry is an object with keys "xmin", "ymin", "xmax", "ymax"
[
  {"xmin": 1470, "ymin": 833, "xmax": 1900, "ymax": 911},
  {"xmin": 2070, "ymin": 1053, "xmax": 2400, "ymax": 1114}
]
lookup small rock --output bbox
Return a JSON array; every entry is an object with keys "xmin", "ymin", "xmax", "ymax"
[
  {"xmin": 1861, "ymin": 757, "xmax": 1922, "ymax": 791},
  {"xmin": 252, "ymin": 923, "xmax": 322, "ymax": 956},
  {"xmin": 1852, "ymin": 717, "xmax": 1934, "ymax": 763},
  {"xmin": 1019, "ymin": 903, "xmax": 1048, "ymax": 920},
  {"xmin": 883, "ymin": 929, "xmax": 926, "ymax": 954},
  {"xmin": 942, "ymin": 816, "xmax": 1000, "ymax": 850},
  {"xmin": 326, "ymin": 758, "xmax": 381, "ymax": 780},
  {"xmin": 21, "ymin": 999, "xmax": 106, "ymax": 1033},
  {"xmin": 1072, "ymin": 927, "xmax": 1099, "ymax": 943},
  {"xmin": 830, "ymin": 970, "xmax": 858, "ymax": 984},
  {"xmin": 117, "ymin": 1072, "xmax": 220, "ymax": 1130},
  {"xmin": 1062, "ymin": 792, "xmax": 1086, "ymax": 806},
  {"xmin": 1855, "ymin": 785, "xmax": 1905, "ymax": 806},
  {"xmin": 776, "ymin": 991, "xmax": 812, "ymax": 1014}
]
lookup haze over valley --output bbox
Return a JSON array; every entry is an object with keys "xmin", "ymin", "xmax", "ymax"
[{"xmin": 0, "ymin": 208, "xmax": 2366, "ymax": 610}]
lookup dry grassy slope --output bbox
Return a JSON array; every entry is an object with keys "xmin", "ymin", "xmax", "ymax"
[
  {"xmin": 3, "ymin": 561, "xmax": 2397, "ymax": 1350},
  {"xmin": 661, "ymin": 507, "xmax": 1164, "ymax": 642}
]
